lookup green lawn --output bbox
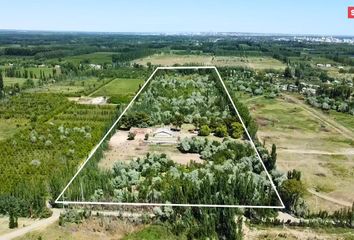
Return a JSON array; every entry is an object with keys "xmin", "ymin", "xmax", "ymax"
[{"xmin": 91, "ymin": 78, "xmax": 143, "ymax": 103}]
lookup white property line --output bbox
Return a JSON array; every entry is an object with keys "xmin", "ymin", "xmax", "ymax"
[{"xmin": 55, "ymin": 66, "xmax": 285, "ymax": 209}]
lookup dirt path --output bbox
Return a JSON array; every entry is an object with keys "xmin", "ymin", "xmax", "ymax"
[
  {"xmin": 282, "ymin": 94, "xmax": 354, "ymax": 140},
  {"xmin": 278, "ymin": 148, "xmax": 354, "ymax": 155},
  {"xmin": 307, "ymin": 189, "xmax": 352, "ymax": 207},
  {"xmin": 0, "ymin": 209, "xmax": 62, "ymax": 240}
]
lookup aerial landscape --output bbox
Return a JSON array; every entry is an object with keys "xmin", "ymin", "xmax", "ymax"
[{"xmin": 0, "ymin": 1, "xmax": 354, "ymax": 239}]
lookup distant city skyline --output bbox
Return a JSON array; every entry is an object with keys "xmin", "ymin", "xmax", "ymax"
[{"xmin": 0, "ymin": 0, "xmax": 353, "ymax": 36}]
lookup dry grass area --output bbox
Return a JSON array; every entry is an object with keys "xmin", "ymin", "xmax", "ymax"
[
  {"xmin": 245, "ymin": 224, "xmax": 354, "ymax": 240},
  {"xmin": 133, "ymin": 53, "xmax": 286, "ymax": 70},
  {"xmin": 14, "ymin": 217, "xmax": 141, "ymax": 240},
  {"xmin": 242, "ymin": 93, "xmax": 354, "ymax": 212},
  {"xmin": 0, "ymin": 216, "xmax": 37, "ymax": 236},
  {"xmin": 98, "ymin": 125, "xmax": 203, "ymax": 170}
]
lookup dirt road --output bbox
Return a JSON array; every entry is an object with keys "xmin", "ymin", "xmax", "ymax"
[
  {"xmin": 278, "ymin": 148, "xmax": 354, "ymax": 155},
  {"xmin": 0, "ymin": 209, "xmax": 62, "ymax": 240},
  {"xmin": 282, "ymin": 94, "xmax": 354, "ymax": 140},
  {"xmin": 307, "ymin": 189, "xmax": 352, "ymax": 207}
]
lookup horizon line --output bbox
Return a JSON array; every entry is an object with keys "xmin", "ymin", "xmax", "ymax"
[{"xmin": 1, "ymin": 28, "xmax": 354, "ymax": 38}]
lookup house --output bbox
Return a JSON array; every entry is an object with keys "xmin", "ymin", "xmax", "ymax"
[
  {"xmin": 148, "ymin": 128, "xmax": 178, "ymax": 144},
  {"xmin": 153, "ymin": 128, "xmax": 174, "ymax": 138}
]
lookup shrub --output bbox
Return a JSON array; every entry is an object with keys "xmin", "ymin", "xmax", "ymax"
[
  {"xmin": 127, "ymin": 132, "xmax": 136, "ymax": 140},
  {"xmin": 144, "ymin": 133, "xmax": 149, "ymax": 140},
  {"xmin": 199, "ymin": 125, "xmax": 211, "ymax": 136},
  {"xmin": 214, "ymin": 124, "xmax": 228, "ymax": 138},
  {"xmin": 230, "ymin": 122, "xmax": 243, "ymax": 139}
]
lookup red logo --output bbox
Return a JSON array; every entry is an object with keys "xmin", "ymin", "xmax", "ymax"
[{"xmin": 349, "ymin": 7, "xmax": 354, "ymax": 18}]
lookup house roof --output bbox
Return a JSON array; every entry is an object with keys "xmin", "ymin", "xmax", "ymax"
[{"xmin": 153, "ymin": 128, "xmax": 174, "ymax": 136}]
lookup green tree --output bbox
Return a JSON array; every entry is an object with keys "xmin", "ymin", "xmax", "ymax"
[
  {"xmin": 269, "ymin": 143, "xmax": 277, "ymax": 170},
  {"xmin": 199, "ymin": 125, "xmax": 211, "ymax": 136},
  {"xmin": 284, "ymin": 66, "xmax": 293, "ymax": 78},
  {"xmin": 172, "ymin": 114, "xmax": 184, "ymax": 130},
  {"xmin": 214, "ymin": 124, "xmax": 228, "ymax": 138},
  {"xmin": 230, "ymin": 122, "xmax": 243, "ymax": 139},
  {"xmin": 0, "ymin": 73, "xmax": 3, "ymax": 97},
  {"xmin": 280, "ymin": 179, "xmax": 306, "ymax": 211}
]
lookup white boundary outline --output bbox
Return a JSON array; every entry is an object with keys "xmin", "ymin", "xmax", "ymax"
[{"xmin": 55, "ymin": 66, "xmax": 285, "ymax": 209}]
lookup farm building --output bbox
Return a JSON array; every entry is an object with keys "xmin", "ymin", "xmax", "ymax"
[{"xmin": 149, "ymin": 128, "xmax": 178, "ymax": 144}]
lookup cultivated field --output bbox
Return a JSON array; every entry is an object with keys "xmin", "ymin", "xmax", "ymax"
[
  {"xmin": 90, "ymin": 78, "xmax": 143, "ymax": 103},
  {"xmin": 63, "ymin": 52, "xmax": 116, "ymax": 64},
  {"xmin": 240, "ymin": 93, "xmax": 354, "ymax": 212},
  {"xmin": 133, "ymin": 53, "xmax": 286, "ymax": 70},
  {"xmin": 25, "ymin": 77, "xmax": 110, "ymax": 95},
  {"xmin": 4, "ymin": 77, "xmax": 39, "ymax": 87}
]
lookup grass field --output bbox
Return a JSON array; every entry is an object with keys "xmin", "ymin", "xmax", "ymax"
[
  {"xmin": 91, "ymin": 78, "xmax": 143, "ymax": 103},
  {"xmin": 0, "ymin": 118, "xmax": 28, "ymax": 141},
  {"xmin": 238, "ymin": 93, "xmax": 354, "ymax": 212},
  {"xmin": 327, "ymin": 110, "xmax": 354, "ymax": 133},
  {"xmin": 64, "ymin": 52, "xmax": 116, "ymax": 64},
  {"xmin": 133, "ymin": 53, "xmax": 286, "ymax": 70},
  {"xmin": 4, "ymin": 77, "xmax": 40, "ymax": 87}
]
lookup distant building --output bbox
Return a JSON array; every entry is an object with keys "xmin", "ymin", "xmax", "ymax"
[{"xmin": 89, "ymin": 64, "xmax": 102, "ymax": 70}]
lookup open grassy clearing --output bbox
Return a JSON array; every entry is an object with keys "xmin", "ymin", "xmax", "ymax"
[
  {"xmin": 63, "ymin": 52, "xmax": 116, "ymax": 64},
  {"xmin": 327, "ymin": 68, "xmax": 354, "ymax": 81},
  {"xmin": 238, "ymin": 93, "xmax": 354, "ymax": 212},
  {"xmin": 91, "ymin": 78, "xmax": 143, "ymax": 103},
  {"xmin": 246, "ymin": 224, "xmax": 354, "ymax": 240},
  {"xmin": 327, "ymin": 110, "xmax": 354, "ymax": 133},
  {"xmin": 133, "ymin": 53, "xmax": 286, "ymax": 70}
]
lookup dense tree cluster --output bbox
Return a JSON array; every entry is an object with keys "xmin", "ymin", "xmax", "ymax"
[{"xmin": 0, "ymin": 93, "xmax": 118, "ymax": 218}]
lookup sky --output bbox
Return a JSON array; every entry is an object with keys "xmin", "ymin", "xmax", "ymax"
[{"xmin": 0, "ymin": 0, "xmax": 353, "ymax": 35}]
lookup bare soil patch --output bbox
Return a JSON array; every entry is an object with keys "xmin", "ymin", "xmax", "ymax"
[{"xmin": 98, "ymin": 125, "xmax": 203, "ymax": 170}]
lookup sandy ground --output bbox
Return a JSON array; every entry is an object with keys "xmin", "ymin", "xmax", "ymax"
[
  {"xmin": 68, "ymin": 96, "xmax": 108, "ymax": 105},
  {"xmin": 98, "ymin": 125, "xmax": 203, "ymax": 170},
  {"xmin": 0, "ymin": 209, "xmax": 61, "ymax": 240}
]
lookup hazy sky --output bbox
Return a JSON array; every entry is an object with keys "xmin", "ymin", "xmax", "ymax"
[{"xmin": 0, "ymin": 0, "xmax": 353, "ymax": 35}]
